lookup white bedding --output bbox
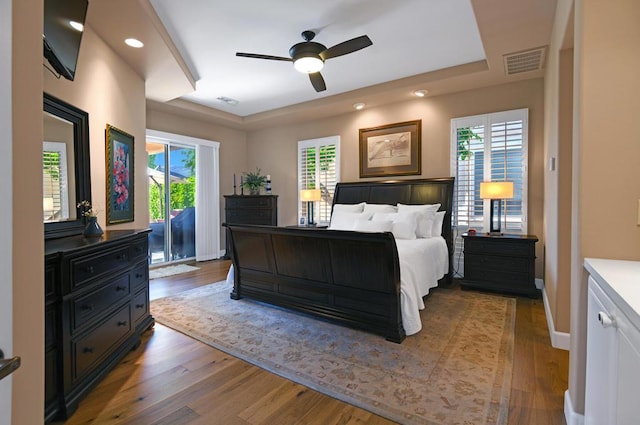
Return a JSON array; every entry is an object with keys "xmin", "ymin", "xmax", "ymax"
[
  {"xmin": 225, "ymin": 235, "xmax": 449, "ymax": 337},
  {"xmin": 395, "ymin": 237, "xmax": 449, "ymax": 335}
]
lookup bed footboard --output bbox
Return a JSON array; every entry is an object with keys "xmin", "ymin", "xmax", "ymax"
[{"xmin": 227, "ymin": 225, "xmax": 405, "ymax": 343}]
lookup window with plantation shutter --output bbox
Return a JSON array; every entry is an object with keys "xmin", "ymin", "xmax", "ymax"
[
  {"xmin": 298, "ymin": 136, "xmax": 340, "ymax": 225},
  {"xmin": 43, "ymin": 141, "xmax": 71, "ymax": 221},
  {"xmin": 450, "ymin": 109, "xmax": 528, "ymax": 277}
]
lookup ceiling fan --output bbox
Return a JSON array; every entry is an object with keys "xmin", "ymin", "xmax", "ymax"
[{"xmin": 236, "ymin": 30, "xmax": 373, "ymax": 92}]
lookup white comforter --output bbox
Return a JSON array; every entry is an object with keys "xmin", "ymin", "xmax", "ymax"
[
  {"xmin": 395, "ymin": 237, "xmax": 449, "ymax": 335},
  {"xmin": 225, "ymin": 236, "xmax": 449, "ymax": 337}
]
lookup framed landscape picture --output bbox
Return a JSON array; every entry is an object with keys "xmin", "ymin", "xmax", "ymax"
[
  {"xmin": 106, "ymin": 124, "xmax": 134, "ymax": 224},
  {"xmin": 359, "ymin": 120, "xmax": 422, "ymax": 178}
]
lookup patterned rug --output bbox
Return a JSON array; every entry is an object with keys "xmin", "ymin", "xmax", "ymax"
[
  {"xmin": 151, "ymin": 281, "xmax": 515, "ymax": 425},
  {"xmin": 149, "ymin": 264, "xmax": 199, "ymax": 279}
]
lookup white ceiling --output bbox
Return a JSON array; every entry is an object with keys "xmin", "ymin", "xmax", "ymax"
[{"xmin": 87, "ymin": 0, "xmax": 557, "ymax": 128}]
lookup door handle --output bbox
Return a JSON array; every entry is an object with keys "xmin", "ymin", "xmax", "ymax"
[{"xmin": 0, "ymin": 349, "xmax": 21, "ymax": 381}]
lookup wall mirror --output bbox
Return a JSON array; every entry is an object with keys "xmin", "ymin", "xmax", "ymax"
[{"xmin": 43, "ymin": 92, "xmax": 92, "ymax": 239}]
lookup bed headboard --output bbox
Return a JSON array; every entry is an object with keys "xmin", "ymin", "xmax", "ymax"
[{"xmin": 333, "ymin": 177, "xmax": 455, "ymax": 284}]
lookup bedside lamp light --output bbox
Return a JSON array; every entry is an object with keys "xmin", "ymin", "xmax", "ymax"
[
  {"xmin": 480, "ymin": 181, "xmax": 514, "ymax": 235},
  {"xmin": 300, "ymin": 189, "xmax": 322, "ymax": 226}
]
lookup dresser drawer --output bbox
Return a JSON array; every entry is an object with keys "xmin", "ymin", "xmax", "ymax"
[
  {"xmin": 225, "ymin": 196, "xmax": 275, "ymax": 209},
  {"xmin": 129, "ymin": 237, "xmax": 148, "ymax": 263},
  {"xmin": 464, "ymin": 238, "xmax": 534, "ymax": 257},
  {"xmin": 72, "ymin": 304, "xmax": 132, "ymax": 382},
  {"xmin": 464, "ymin": 253, "xmax": 531, "ymax": 273},
  {"xmin": 131, "ymin": 262, "xmax": 148, "ymax": 291},
  {"xmin": 70, "ymin": 245, "xmax": 131, "ymax": 290},
  {"xmin": 71, "ymin": 274, "xmax": 130, "ymax": 331},
  {"xmin": 464, "ymin": 267, "xmax": 530, "ymax": 286},
  {"xmin": 132, "ymin": 288, "xmax": 149, "ymax": 325},
  {"xmin": 226, "ymin": 209, "xmax": 274, "ymax": 224}
]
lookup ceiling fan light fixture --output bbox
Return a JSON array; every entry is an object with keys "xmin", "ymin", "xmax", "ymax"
[
  {"xmin": 413, "ymin": 89, "xmax": 428, "ymax": 97},
  {"xmin": 294, "ymin": 56, "xmax": 324, "ymax": 74},
  {"xmin": 353, "ymin": 102, "xmax": 365, "ymax": 110}
]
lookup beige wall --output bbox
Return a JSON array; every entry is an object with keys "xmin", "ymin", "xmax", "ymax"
[
  {"xmin": 12, "ymin": 0, "xmax": 44, "ymax": 423},
  {"xmin": 246, "ymin": 79, "xmax": 546, "ymax": 278},
  {"xmin": 543, "ymin": 0, "xmax": 575, "ymax": 339},
  {"xmin": 44, "ymin": 26, "xmax": 148, "ymax": 230},
  {"xmin": 568, "ymin": 0, "xmax": 640, "ymax": 414},
  {"xmin": 146, "ymin": 107, "xmax": 248, "ymax": 248}
]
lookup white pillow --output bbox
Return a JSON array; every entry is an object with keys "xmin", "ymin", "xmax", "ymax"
[
  {"xmin": 329, "ymin": 211, "xmax": 372, "ymax": 230},
  {"xmin": 397, "ymin": 203, "xmax": 441, "ymax": 238},
  {"xmin": 332, "ymin": 202, "xmax": 365, "ymax": 213},
  {"xmin": 354, "ymin": 219, "xmax": 393, "ymax": 233},
  {"xmin": 363, "ymin": 203, "xmax": 398, "ymax": 214},
  {"xmin": 431, "ymin": 211, "xmax": 446, "ymax": 237},
  {"xmin": 371, "ymin": 211, "xmax": 418, "ymax": 240}
]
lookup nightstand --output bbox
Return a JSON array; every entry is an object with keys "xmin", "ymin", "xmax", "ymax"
[{"xmin": 461, "ymin": 233, "xmax": 539, "ymax": 297}]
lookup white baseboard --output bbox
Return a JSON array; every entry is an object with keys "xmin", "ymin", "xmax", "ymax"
[
  {"xmin": 564, "ymin": 390, "xmax": 585, "ymax": 425},
  {"xmin": 540, "ymin": 280, "xmax": 571, "ymax": 350}
]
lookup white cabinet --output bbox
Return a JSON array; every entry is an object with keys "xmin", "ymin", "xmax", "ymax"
[{"xmin": 584, "ymin": 258, "xmax": 640, "ymax": 425}]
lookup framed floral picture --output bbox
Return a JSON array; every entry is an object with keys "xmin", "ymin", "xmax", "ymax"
[
  {"xmin": 106, "ymin": 124, "xmax": 134, "ymax": 224},
  {"xmin": 359, "ymin": 120, "xmax": 422, "ymax": 178}
]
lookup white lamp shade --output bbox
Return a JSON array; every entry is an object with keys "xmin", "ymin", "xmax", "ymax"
[
  {"xmin": 300, "ymin": 189, "xmax": 321, "ymax": 201},
  {"xmin": 480, "ymin": 181, "xmax": 514, "ymax": 199},
  {"xmin": 43, "ymin": 197, "xmax": 55, "ymax": 211}
]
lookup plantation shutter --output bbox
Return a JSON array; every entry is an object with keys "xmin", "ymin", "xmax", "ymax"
[
  {"xmin": 450, "ymin": 109, "xmax": 528, "ymax": 277},
  {"xmin": 298, "ymin": 136, "xmax": 340, "ymax": 225},
  {"xmin": 43, "ymin": 141, "xmax": 70, "ymax": 221}
]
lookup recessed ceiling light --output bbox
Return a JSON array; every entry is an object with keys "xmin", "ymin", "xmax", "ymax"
[
  {"xmin": 413, "ymin": 89, "xmax": 428, "ymax": 97},
  {"xmin": 125, "ymin": 38, "xmax": 144, "ymax": 48},
  {"xmin": 353, "ymin": 102, "xmax": 365, "ymax": 110},
  {"xmin": 69, "ymin": 21, "xmax": 84, "ymax": 32}
]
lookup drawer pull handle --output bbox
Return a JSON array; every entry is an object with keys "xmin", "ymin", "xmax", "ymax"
[
  {"xmin": 117, "ymin": 321, "xmax": 128, "ymax": 327},
  {"xmin": 135, "ymin": 247, "xmax": 143, "ymax": 253},
  {"xmin": 598, "ymin": 312, "xmax": 615, "ymax": 328},
  {"xmin": 116, "ymin": 285, "xmax": 127, "ymax": 292},
  {"xmin": 136, "ymin": 273, "xmax": 144, "ymax": 279},
  {"xmin": 81, "ymin": 304, "xmax": 94, "ymax": 312},
  {"xmin": 84, "ymin": 266, "xmax": 94, "ymax": 274},
  {"xmin": 136, "ymin": 304, "xmax": 145, "ymax": 309},
  {"xmin": 83, "ymin": 347, "xmax": 94, "ymax": 354},
  {"xmin": 116, "ymin": 254, "xmax": 127, "ymax": 260}
]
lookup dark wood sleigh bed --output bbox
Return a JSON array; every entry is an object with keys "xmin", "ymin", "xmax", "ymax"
[{"xmin": 226, "ymin": 177, "xmax": 454, "ymax": 343}]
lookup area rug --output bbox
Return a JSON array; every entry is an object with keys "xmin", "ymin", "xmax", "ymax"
[
  {"xmin": 151, "ymin": 281, "xmax": 515, "ymax": 425},
  {"xmin": 149, "ymin": 264, "xmax": 199, "ymax": 279}
]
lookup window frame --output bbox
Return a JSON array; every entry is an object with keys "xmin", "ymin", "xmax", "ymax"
[
  {"xmin": 450, "ymin": 108, "xmax": 529, "ymax": 275},
  {"xmin": 297, "ymin": 135, "xmax": 340, "ymax": 225}
]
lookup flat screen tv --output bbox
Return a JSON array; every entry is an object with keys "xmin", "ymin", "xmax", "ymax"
[{"xmin": 43, "ymin": 0, "xmax": 88, "ymax": 81}]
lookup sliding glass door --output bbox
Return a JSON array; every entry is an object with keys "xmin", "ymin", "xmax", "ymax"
[{"xmin": 147, "ymin": 141, "xmax": 196, "ymax": 264}]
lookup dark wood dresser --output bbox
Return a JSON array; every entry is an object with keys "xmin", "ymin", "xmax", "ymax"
[
  {"xmin": 461, "ymin": 233, "xmax": 539, "ymax": 297},
  {"xmin": 223, "ymin": 195, "xmax": 278, "ymax": 258},
  {"xmin": 44, "ymin": 229, "xmax": 154, "ymax": 422}
]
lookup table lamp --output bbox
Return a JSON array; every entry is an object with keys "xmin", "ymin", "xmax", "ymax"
[
  {"xmin": 300, "ymin": 189, "xmax": 321, "ymax": 226},
  {"xmin": 480, "ymin": 181, "xmax": 514, "ymax": 235}
]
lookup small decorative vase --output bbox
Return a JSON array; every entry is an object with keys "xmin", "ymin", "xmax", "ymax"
[
  {"xmin": 83, "ymin": 216, "xmax": 104, "ymax": 237},
  {"xmin": 249, "ymin": 188, "xmax": 261, "ymax": 196}
]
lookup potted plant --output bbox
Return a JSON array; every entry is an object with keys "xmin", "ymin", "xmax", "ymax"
[{"xmin": 243, "ymin": 168, "xmax": 267, "ymax": 195}]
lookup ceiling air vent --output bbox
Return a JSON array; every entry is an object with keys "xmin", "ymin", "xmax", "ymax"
[{"xmin": 503, "ymin": 46, "xmax": 547, "ymax": 75}]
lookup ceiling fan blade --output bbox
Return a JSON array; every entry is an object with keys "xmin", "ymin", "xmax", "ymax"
[
  {"xmin": 236, "ymin": 52, "xmax": 293, "ymax": 62},
  {"xmin": 320, "ymin": 35, "xmax": 372, "ymax": 60},
  {"xmin": 309, "ymin": 72, "xmax": 326, "ymax": 92}
]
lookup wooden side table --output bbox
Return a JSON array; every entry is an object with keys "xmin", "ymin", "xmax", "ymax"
[{"xmin": 461, "ymin": 233, "xmax": 539, "ymax": 297}]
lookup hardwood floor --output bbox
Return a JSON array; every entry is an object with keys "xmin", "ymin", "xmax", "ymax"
[{"xmin": 58, "ymin": 259, "xmax": 569, "ymax": 425}]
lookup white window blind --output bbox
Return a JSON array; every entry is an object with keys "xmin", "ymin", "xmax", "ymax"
[
  {"xmin": 298, "ymin": 136, "xmax": 340, "ymax": 225},
  {"xmin": 43, "ymin": 141, "xmax": 70, "ymax": 221},
  {"xmin": 450, "ymin": 109, "xmax": 528, "ymax": 276}
]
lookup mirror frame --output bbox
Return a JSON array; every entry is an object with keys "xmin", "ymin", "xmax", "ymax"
[{"xmin": 44, "ymin": 92, "xmax": 92, "ymax": 239}]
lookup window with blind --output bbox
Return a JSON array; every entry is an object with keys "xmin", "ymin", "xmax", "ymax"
[
  {"xmin": 298, "ymin": 136, "xmax": 340, "ymax": 225},
  {"xmin": 43, "ymin": 141, "xmax": 70, "ymax": 221},
  {"xmin": 450, "ymin": 108, "xmax": 528, "ymax": 276}
]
